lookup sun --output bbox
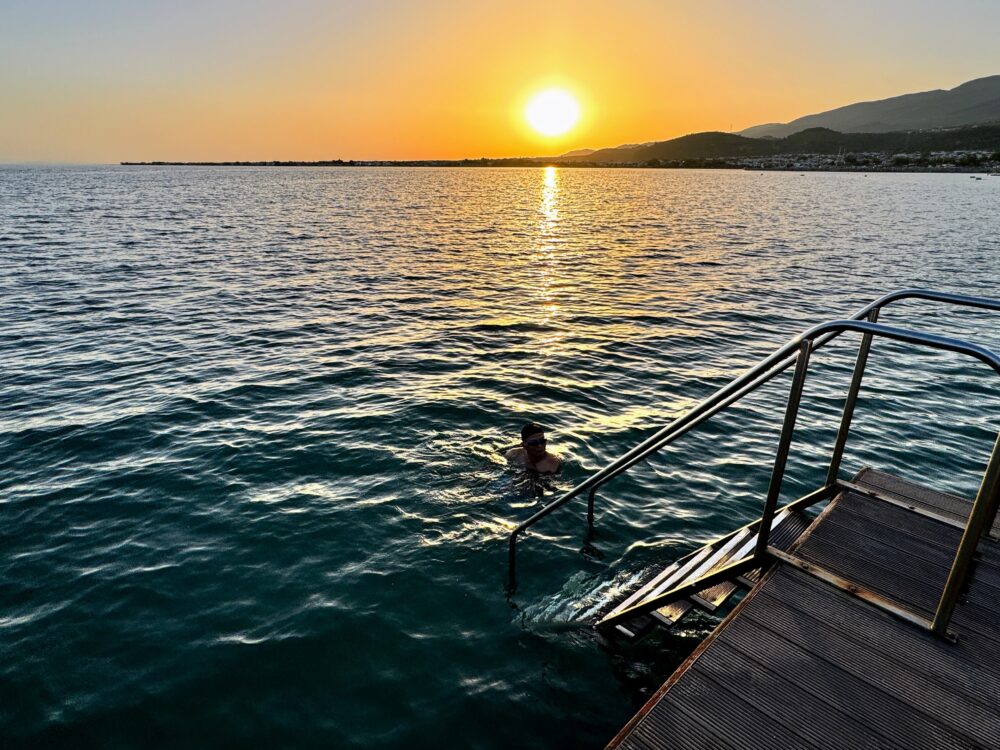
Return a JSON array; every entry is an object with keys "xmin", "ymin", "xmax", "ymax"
[{"xmin": 525, "ymin": 88, "xmax": 580, "ymax": 137}]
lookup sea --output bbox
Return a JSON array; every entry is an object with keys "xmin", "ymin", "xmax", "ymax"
[{"xmin": 2, "ymin": 165, "xmax": 999, "ymax": 748}]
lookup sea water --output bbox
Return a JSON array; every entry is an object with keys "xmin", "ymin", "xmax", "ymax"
[{"xmin": 2, "ymin": 165, "xmax": 999, "ymax": 748}]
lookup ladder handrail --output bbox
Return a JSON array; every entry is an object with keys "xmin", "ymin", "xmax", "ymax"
[
  {"xmin": 507, "ymin": 288, "xmax": 1000, "ymax": 590},
  {"xmin": 595, "ymin": 318, "xmax": 1000, "ymax": 637}
]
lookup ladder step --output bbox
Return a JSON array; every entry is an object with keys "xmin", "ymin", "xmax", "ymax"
[
  {"xmin": 652, "ymin": 600, "xmax": 693, "ymax": 627},
  {"xmin": 650, "ymin": 513, "xmax": 788, "ymax": 618},
  {"xmin": 614, "ymin": 613, "xmax": 657, "ymax": 639},
  {"xmin": 607, "ymin": 522, "xmax": 760, "ymax": 630},
  {"xmin": 607, "ymin": 544, "xmax": 717, "ymax": 621},
  {"xmin": 691, "ymin": 510, "xmax": 792, "ymax": 610},
  {"xmin": 605, "ymin": 509, "xmax": 814, "ymax": 635},
  {"xmin": 736, "ymin": 510, "xmax": 813, "ymax": 586}
]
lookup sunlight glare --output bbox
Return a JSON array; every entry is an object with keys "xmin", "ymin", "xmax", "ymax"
[{"xmin": 525, "ymin": 89, "xmax": 580, "ymax": 137}]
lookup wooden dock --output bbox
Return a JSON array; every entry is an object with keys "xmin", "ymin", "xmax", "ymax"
[{"xmin": 606, "ymin": 469, "xmax": 1000, "ymax": 749}]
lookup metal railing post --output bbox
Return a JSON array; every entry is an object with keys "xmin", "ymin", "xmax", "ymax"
[
  {"xmin": 586, "ymin": 486, "xmax": 597, "ymax": 533},
  {"xmin": 508, "ymin": 531, "xmax": 519, "ymax": 591},
  {"xmin": 505, "ymin": 290, "xmax": 1000, "ymax": 591},
  {"xmin": 931, "ymin": 431, "xmax": 1000, "ymax": 636},
  {"xmin": 826, "ymin": 308, "xmax": 880, "ymax": 485},
  {"xmin": 755, "ymin": 340, "xmax": 812, "ymax": 563}
]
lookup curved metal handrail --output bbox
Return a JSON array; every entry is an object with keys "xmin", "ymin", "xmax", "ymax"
[
  {"xmin": 818, "ymin": 319, "xmax": 1000, "ymax": 372},
  {"xmin": 507, "ymin": 288, "xmax": 1000, "ymax": 589},
  {"xmin": 594, "ymin": 318, "xmax": 1000, "ymax": 637},
  {"xmin": 583, "ymin": 289, "xmax": 1000, "ymax": 518}
]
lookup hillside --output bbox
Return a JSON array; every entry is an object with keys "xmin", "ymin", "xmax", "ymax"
[
  {"xmin": 554, "ymin": 124, "xmax": 1000, "ymax": 164},
  {"xmin": 739, "ymin": 75, "xmax": 1000, "ymax": 138}
]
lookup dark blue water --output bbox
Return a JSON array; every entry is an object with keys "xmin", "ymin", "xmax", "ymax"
[{"xmin": 2, "ymin": 165, "xmax": 999, "ymax": 748}]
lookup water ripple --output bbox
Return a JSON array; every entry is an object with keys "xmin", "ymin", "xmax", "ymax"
[{"xmin": 1, "ymin": 165, "xmax": 999, "ymax": 748}]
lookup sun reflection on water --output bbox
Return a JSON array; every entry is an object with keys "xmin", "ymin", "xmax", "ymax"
[
  {"xmin": 534, "ymin": 167, "xmax": 562, "ymax": 339},
  {"xmin": 540, "ymin": 165, "xmax": 559, "ymax": 227}
]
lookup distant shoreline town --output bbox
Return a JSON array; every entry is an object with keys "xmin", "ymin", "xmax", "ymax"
[
  {"xmin": 123, "ymin": 123, "xmax": 1000, "ymax": 173},
  {"xmin": 121, "ymin": 153, "xmax": 1000, "ymax": 173},
  {"xmin": 123, "ymin": 74, "xmax": 1000, "ymax": 174}
]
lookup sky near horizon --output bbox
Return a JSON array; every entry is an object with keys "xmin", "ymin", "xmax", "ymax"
[{"xmin": 2, "ymin": 0, "xmax": 999, "ymax": 163}]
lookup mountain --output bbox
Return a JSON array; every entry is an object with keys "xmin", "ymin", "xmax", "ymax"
[
  {"xmin": 558, "ymin": 148, "xmax": 595, "ymax": 158},
  {"xmin": 739, "ymin": 75, "xmax": 1000, "ymax": 138},
  {"xmin": 554, "ymin": 124, "xmax": 1000, "ymax": 164},
  {"xmin": 565, "ymin": 132, "xmax": 762, "ymax": 163}
]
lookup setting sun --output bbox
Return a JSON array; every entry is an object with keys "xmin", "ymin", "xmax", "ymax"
[{"xmin": 525, "ymin": 88, "xmax": 580, "ymax": 137}]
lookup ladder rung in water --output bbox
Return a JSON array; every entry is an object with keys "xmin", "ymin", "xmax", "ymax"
[
  {"xmin": 610, "ymin": 544, "xmax": 717, "ymax": 637},
  {"xmin": 609, "ymin": 509, "xmax": 809, "ymax": 636},
  {"xmin": 690, "ymin": 510, "xmax": 791, "ymax": 611}
]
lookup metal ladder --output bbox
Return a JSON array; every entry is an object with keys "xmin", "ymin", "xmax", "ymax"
[
  {"xmin": 606, "ymin": 507, "xmax": 811, "ymax": 639},
  {"xmin": 506, "ymin": 289, "xmax": 1000, "ymax": 639}
]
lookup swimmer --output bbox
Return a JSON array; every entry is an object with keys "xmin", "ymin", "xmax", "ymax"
[{"xmin": 505, "ymin": 422, "xmax": 563, "ymax": 474}]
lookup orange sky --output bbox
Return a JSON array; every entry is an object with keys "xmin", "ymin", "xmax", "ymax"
[{"xmin": 2, "ymin": 0, "xmax": 998, "ymax": 162}]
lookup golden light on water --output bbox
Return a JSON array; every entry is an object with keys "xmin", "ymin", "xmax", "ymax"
[
  {"xmin": 534, "ymin": 166, "xmax": 561, "ymax": 341},
  {"xmin": 525, "ymin": 89, "xmax": 580, "ymax": 137},
  {"xmin": 540, "ymin": 165, "xmax": 559, "ymax": 225}
]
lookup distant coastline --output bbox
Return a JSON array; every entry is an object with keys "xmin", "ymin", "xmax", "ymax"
[
  {"xmin": 120, "ymin": 158, "xmax": 1000, "ymax": 173},
  {"xmin": 122, "ymin": 123, "xmax": 1000, "ymax": 173}
]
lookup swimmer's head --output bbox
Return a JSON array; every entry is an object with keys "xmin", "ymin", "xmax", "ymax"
[
  {"xmin": 521, "ymin": 422, "xmax": 545, "ymax": 442},
  {"xmin": 521, "ymin": 421, "xmax": 547, "ymax": 458}
]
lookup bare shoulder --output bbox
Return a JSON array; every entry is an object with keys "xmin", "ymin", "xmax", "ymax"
[
  {"xmin": 505, "ymin": 447, "xmax": 526, "ymax": 464},
  {"xmin": 536, "ymin": 453, "xmax": 563, "ymax": 474}
]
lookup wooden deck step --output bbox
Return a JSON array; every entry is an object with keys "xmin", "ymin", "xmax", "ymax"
[
  {"xmin": 656, "ymin": 524, "xmax": 758, "ymax": 622},
  {"xmin": 611, "ymin": 545, "xmax": 717, "ymax": 637},
  {"xmin": 737, "ymin": 510, "xmax": 814, "ymax": 587},
  {"xmin": 608, "ymin": 509, "xmax": 812, "ymax": 636},
  {"xmin": 606, "ymin": 472, "xmax": 1000, "ymax": 750},
  {"xmin": 651, "ymin": 526, "xmax": 757, "ymax": 627},
  {"xmin": 853, "ymin": 467, "xmax": 999, "ymax": 537},
  {"xmin": 683, "ymin": 509, "xmax": 812, "ymax": 613}
]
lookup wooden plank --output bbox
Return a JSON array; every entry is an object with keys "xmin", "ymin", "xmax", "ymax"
[
  {"xmin": 816, "ymin": 513, "xmax": 1000, "ymax": 604},
  {"xmin": 801, "ymin": 513, "xmax": 1000, "ymax": 632},
  {"xmin": 793, "ymin": 505, "xmax": 966, "ymax": 608},
  {"xmin": 653, "ymin": 532, "xmax": 763, "ymax": 624},
  {"xmin": 739, "ymin": 574, "xmax": 1000, "ymax": 747},
  {"xmin": 803, "ymin": 518, "xmax": 955, "ymax": 585},
  {"xmin": 693, "ymin": 510, "xmax": 812, "ymax": 609},
  {"xmin": 836, "ymin": 491, "xmax": 975, "ymax": 552},
  {"xmin": 836, "ymin": 491, "xmax": 1000, "ymax": 576},
  {"xmin": 608, "ymin": 545, "xmax": 715, "ymax": 619},
  {"xmin": 689, "ymin": 575, "xmax": 741, "ymax": 611},
  {"xmin": 767, "ymin": 547, "xmax": 938, "ymax": 633},
  {"xmin": 633, "ymin": 697, "xmax": 732, "ymax": 750},
  {"xmin": 721, "ymin": 599, "xmax": 972, "ymax": 749},
  {"xmin": 689, "ymin": 522, "xmax": 774, "ymax": 610},
  {"xmin": 736, "ymin": 509, "xmax": 812, "ymax": 586},
  {"xmin": 855, "ymin": 467, "xmax": 1000, "ymax": 538},
  {"xmin": 663, "ymin": 670, "xmax": 820, "ymax": 750},
  {"xmin": 856, "ymin": 468, "xmax": 971, "ymax": 516},
  {"xmin": 650, "ymin": 599, "xmax": 693, "ymax": 627},
  {"xmin": 699, "ymin": 637, "xmax": 910, "ymax": 750},
  {"xmin": 822, "ymin": 500, "xmax": 971, "ymax": 566},
  {"xmin": 838, "ymin": 479, "xmax": 970, "ymax": 530},
  {"xmin": 760, "ymin": 568, "xmax": 1000, "ymax": 692},
  {"xmin": 608, "ymin": 471, "xmax": 1000, "ymax": 750}
]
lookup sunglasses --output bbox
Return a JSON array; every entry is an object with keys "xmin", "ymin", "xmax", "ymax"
[{"xmin": 524, "ymin": 437, "xmax": 547, "ymax": 447}]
